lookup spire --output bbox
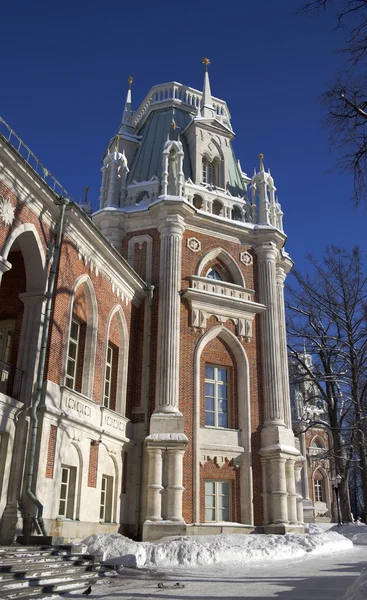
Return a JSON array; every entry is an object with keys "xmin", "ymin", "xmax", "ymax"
[
  {"xmin": 259, "ymin": 153, "xmax": 264, "ymax": 172},
  {"xmin": 200, "ymin": 58, "xmax": 215, "ymax": 119},
  {"xmin": 119, "ymin": 76, "xmax": 134, "ymax": 133}
]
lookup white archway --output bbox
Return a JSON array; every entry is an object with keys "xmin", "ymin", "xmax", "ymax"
[
  {"xmin": 196, "ymin": 248, "xmax": 245, "ymax": 287},
  {"xmin": 62, "ymin": 274, "xmax": 98, "ymax": 398},
  {"xmin": 1, "ymin": 223, "xmax": 46, "ymax": 291},
  {"xmin": 103, "ymin": 304, "xmax": 129, "ymax": 415},
  {"xmin": 193, "ymin": 325, "xmax": 252, "ymax": 524}
]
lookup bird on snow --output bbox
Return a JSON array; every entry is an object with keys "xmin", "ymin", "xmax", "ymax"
[{"xmin": 82, "ymin": 586, "xmax": 92, "ymax": 596}]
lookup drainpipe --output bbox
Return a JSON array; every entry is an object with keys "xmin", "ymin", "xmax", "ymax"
[
  {"xmin": 134, "ymin": 284, "xmax": 154, "ymax": 538},
  {"xmin": 25, "ymin": 196, "xmax": 68, "ymax": 539}
]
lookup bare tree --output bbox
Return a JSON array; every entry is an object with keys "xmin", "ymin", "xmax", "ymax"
[
  {"xmin": 287, "ymin": 246, "xmax": 367, "ymax": 522},
  {"xmin": 297, "ymin": 0, "xmax": 367, "ymax": 207}
]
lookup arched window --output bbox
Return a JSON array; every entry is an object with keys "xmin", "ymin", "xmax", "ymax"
[
  {"xmin": 193, "ymin": 195, "xmax": 204, "ymax": 210},
  {"xmin": 212, "ymin": 200, "xmax": 223, "ymax": 216},
  {"xmin": 232, "ymin": 205, "xmax": 243, "ymax": 222},
  {"xmin": 202, "ymin": 157, "xmax": 217, "ymax": 186},
  {"xmin": 311, "ymin": 437, "xmax": 325, "ymax": 449},
  {"xmin": 206, "ymin": 268, "xmax": 223, "ymax": 281}
]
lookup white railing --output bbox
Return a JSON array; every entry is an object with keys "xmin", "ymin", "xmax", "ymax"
[
  {"xmin": 189, "ymin": 276, "xmax": 252, "ymax": 301},
  {"xmin": 0, "ymin": 116, "xmax": 74, "ymax": 202},
  {"xmin": 132, "ymin": 82, "xmax": 230, "ymax": 128}
]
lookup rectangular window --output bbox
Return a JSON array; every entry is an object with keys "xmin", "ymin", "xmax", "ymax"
[
  {"xmin": 58, "ymin": 465, "xmax": 77, "ymax": 519},
  {"xmin": 103, "ymin": 343, "xmax": 118, "ymax": 410},
  {"xmin": 314, "ymin": 480, "xmax": 323, "ymax": 502},
  {"xmin": 205, "ymin": 481, "xmax": 231, "ymax": 522},
  {"xmin": 100, "ymin": 474, "xmax": 113, "ymax": 522},
  {"xmin": 66, "ymin": 320, "xmax": 80, "ymax": 390},
  {"xmin": 205, "ymin": 365, "xmax": 229, "ymax": 428}
]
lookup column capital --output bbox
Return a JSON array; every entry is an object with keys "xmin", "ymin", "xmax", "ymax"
[
  {"xmin": 276, "ymin": 265, "xmax": 287, "ymax": 285},
  {"xmin": 0, "ymin": 255, "xmax": 12, "ymax": 275},
  {"xmin": 254, "ymin": 241, "xmax": 278, "ymax": 262},
  {"xmin": 158, "ymin": 215, "xmax": 185, "ymax": 237},
  {"xmin": 19, "ymin": 292, "xmax": 46, "ymax": 306}
]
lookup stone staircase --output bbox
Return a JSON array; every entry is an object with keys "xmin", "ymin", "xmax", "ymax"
[{"xmin": 0, "ymin": 545, "xmax": 114, "ymax": 599}]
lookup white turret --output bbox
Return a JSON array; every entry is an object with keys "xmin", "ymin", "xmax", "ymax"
[
  {"xmin": 99, "ymin": 137, "xmax": 129, "ymax": 209},
  {"xmin": 250, "ymin": 154, "xmax": 284, "ymax": 231}
]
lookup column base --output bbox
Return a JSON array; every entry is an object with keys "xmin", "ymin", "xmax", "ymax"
[
  {"xmin": 263, "ymin": 523, "xmax": 309, "ymax": 534},
  {"xmin": 143, "ymin": 520, "xmax": 186, "ymax": 542}
]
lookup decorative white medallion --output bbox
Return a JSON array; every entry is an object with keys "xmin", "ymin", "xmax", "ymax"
[
  {"xmin": 240, "ymin": 251, "xmax": 253, "ymax": 266},
  {"xmin": 0, "ymin": 196, "xmax": 15, "ymax": 227},
  {"xmin": 187, "ymin": 237, "xmax": 201, "ymax": 253}
]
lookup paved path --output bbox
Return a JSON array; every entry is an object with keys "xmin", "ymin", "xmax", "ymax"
[{"xmin": 67, "ymin": 546, "xmax": 367, "ymax": 600}]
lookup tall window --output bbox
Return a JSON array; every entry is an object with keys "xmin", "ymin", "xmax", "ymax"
[
  {"xmin": 66, "ymin": 319, "xmax": 86, "ymax": 392},
  {"xmin": 314, "ymin": 479, "xmax": 323, "ymax": 502},
  {"xmin": 66, "ymin": 320, "xmax": 80, "ymax": 390},
  {"xmin": 58, "ymin": 465, "xmax": 77, "ymax": 519},
  {"xmin": 0, "ymin": 319, "xmax": 15, "ymax": 363},
  {"xmin": 100, "ymin": 475, "xmax": 113, "ymax": 522},
  {"xmin": 205, "ymin": 365, "xmax": 229, "ymax": 428},
  {"xmin": 205, "ymin": 481, "xmax": 231, "ymax": 522},
  {"xmin": 202, "ymin": 158, "xmax": 217, "ymax": 185},
  {"xmin": 103, "ymin": 343, "xmax": 118, "ymax": 410}
]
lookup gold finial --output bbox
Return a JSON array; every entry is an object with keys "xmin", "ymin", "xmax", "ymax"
[
  {"xmin": 171, "ymin": 120, "xmax": 177, "ymax": 140},
  {"xmin": 84, "ymin": 186, "xmax": 89, "ymax": 204},
  {"xmin": 259, "ymin": 153, "xmax": 264, "ymax": 171},
  {"xmin": 128, "ymin": 76, "xmax": 133, "ymax": 87},
  {"xmin": 202, "ymin": 57, "xmax": 211, "ymax": 71}
]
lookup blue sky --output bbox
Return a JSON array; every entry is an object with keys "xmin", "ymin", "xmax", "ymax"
[{"xmin": 2, "ymin": 0, "xmax": 365, "ymax": 273}]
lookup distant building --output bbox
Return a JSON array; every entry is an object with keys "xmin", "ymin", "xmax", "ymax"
[
  {"xmin": 0, "ymin": 63, "xmax": 306, "ymax": 544},
  {"xmin": 289, "ymin": 351, "xmax": 332, "ymax": 522}
]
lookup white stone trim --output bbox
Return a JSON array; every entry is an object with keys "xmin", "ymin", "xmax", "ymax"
[
  {"xmin": 196, "ymin": 248, "xmax": 245, "ymax": 287},
  {"xmin": 1, "ymin": 223, "xmax": 46, "ymax": 291},
  {"xmin": 103, "ymin": 304, "xmax": 129, "ymax": 416},
  {"xmin": 193, "ymin": 326, "xmax": 253, "ymax": 525},
  {"xmin": 127, "ymin": 235, "xmax": 152, "ymax": 283},
  {"xmin": 62, "ymin": 274, "xmax": 98, "ymax": 399}
]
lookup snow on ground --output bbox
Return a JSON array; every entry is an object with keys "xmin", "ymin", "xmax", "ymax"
[{"xmin": 81, "ymin": 528, "xmax": 353, "ymax": 569}]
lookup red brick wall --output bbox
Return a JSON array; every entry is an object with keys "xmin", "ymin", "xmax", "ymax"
[
  {"xmin": 88, "ymin": 442, "xmax": 99, "ymax": 488},
  {"xmin": 45, "ymin": 425, "xmax": 57, "ymax": 479},
  {"xmin": 46, "ymin": 237, "xmax": 132, "ymax": 407},
  {"xmin": 178, "ymin": 230, "xmax": 263, "ymax": 525}
]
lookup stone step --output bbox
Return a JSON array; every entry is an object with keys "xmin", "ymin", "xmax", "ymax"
[
  {"xmin": 0, "ymin": 571, "xmax": 93, "ymax": 591},
  {"xmin": 0, "ymin": 563, "xmax": 94, "ymax": 580},
  {"xmin": 0, "ymin": 559, "xmax": 93, "ymax": 574},
  {"xmin": 3, "ymin": 577, "xmax": 98, "ymax": 599},
  {"xmin": 0, "ymin": 553, "xmax": 94, "ymax": 563}
]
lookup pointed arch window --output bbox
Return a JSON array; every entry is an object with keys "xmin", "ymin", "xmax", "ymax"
[
  {"xmin": 202, "ymin": 158, "xmax": 217, "ymax": 186},
  {"xmin": 206, "ymin": 268, "xmax": 223, "ymax": 281}
]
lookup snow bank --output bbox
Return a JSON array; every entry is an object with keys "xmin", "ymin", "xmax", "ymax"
[
  {"xmin": 330, "ymin": 523, "xmax": 367, "ymax": 546},
  {"xmin": 82, "ymin": 531, "xmax": 353, "ymax": 569},
  {"xmin": 344, "ymin": 568, "xmax": 367, "ymax": 600}
]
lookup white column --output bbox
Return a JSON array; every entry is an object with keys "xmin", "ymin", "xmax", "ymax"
[
  {"xmin": 261, "ymin": 457, "xmax": 270, "ymax": 525},
  {"xmin": 146, "ymin": 447, "xmax": 163, "ymax": 521},
  {"xmin": 166, "ymin": 448, "xmax": 185, "ymax": 521},
  {"xmin": 299, "ymin": 431, "xmax": 311, "ymax": 500},
  {"xmin": 255, "ymin": 243, "xmax": 285, "ymax": 426},
  {"xmin": 0, "ymin": 256, "xmax": 12, "ymax": 285},
  {"xmin": 18, "ymin": 292, "xmax": 46, "ymax": 405},
  {"xmin": 276, "ymin": 266, "xmax": 292, "ymax": 429},
  {"xmin": 286, "ymin": 459, "xmax": 298, "ymax": 524},
  {"xmin": 270, "ymin": 457, "xmax": 289, "ymax": 524},
  {"xmin": 295, "ymin": 463, "xmax": 304, "ymax": 523},
  {"xmin": 155, "ymin": 216, "xmax": 185, "ymax": 413}
]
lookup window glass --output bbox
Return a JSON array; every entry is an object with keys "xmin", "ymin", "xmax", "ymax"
[
  {"xmin": 205, "ymin": 481, "xmax": 231, "ymax": 522},
  {"xmin": 205, "ymin": 365, "xmax": 230, "ymax": 428},
  {"xmin": 207, "ymin": 268, "xmax": 223, "ymax": 281}
]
